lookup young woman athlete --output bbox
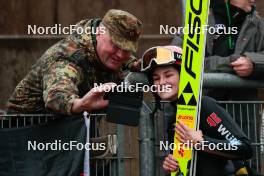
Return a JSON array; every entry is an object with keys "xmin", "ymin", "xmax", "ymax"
[{"xmin": 141, "ymin": 45, "xmax": 253, "ymax": 176}]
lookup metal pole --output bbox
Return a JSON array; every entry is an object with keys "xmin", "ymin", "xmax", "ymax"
[
  {"xmin": 203, "ymin": 73, "xmax": 264, "ymax": 88},
  {"xmin": 181, "ymin": 0, "xmax": 186, "ymax": 25},
  {"xmin": 124, "ymin": 72, "xmax": 264, "ymax": 89},
  {"xmin": 117, "ymin": 125, "xmax": 125, "ymax": 176},
  {"xmin": 139, "ymin": 102, "xmax": 155, "ymax": 176}
]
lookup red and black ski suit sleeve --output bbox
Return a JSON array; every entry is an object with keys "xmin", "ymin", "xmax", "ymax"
[{"xmin": 168, "ymin": 96, "xmax": 253, "ymax": 160}]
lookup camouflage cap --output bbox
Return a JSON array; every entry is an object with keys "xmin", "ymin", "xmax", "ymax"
[{"xmin": 101, "ymin": 9, "xmax": 142, "ymax": 53}]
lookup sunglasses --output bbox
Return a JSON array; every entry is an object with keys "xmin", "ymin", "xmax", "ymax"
[{"xmin": 141, "ymin": 46, "xmax": 182, "ymax": 71}]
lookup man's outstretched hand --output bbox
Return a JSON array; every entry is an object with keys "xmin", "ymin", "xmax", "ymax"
[{"xmin": 71, "ymin": 82, "xmax": 117, "ymax": 114}]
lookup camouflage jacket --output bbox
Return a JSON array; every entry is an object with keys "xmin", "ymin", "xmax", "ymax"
[{"xmin": 6, "ymin": 19, "xmax": 122, "ymax": 115}]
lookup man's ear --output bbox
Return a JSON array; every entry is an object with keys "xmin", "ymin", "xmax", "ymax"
[
  {"xmin": 96, "ymin": 26, "xmax": 106, "ymax": 36},
  {"xmin": 96, "ymin": 29, "xmax": 101, "ymax": 41},
  {"xmin": 96, "ymin": 27, "xmax": 101, "ymax": 39}
]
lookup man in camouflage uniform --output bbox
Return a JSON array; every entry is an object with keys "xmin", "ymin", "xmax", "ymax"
[{"xmin": 6, "ymin": 9, "xmax": 142, "ymax": 115}]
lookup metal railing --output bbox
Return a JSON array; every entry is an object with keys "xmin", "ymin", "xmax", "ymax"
[
  {"xmin": 0, "ymin": 72, "xmax": 263, "ymax": 176},
  {"xmin": 136, "ymin": 73, "xmax": 264, "ymax": 176},
  {"xmin": 87, "ymin": 114, "xmax": 133, "ymax": 176},
  {"xmin": 219, "ymin": 101, "xmax": 264, "ymax": 172},
  {"xmin": 0, "ymin": 114, "xmax": 135, "ymax": 176}
]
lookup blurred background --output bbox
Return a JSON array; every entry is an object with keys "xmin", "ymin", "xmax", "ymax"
[{"xmin": 0, "ymin": 1, "xmax": 264, "ymax": 175}]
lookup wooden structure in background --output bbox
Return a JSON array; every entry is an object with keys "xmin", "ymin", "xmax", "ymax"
[{"xmin": 0, "ymin": 1, "xmax": 263, "ymax": 175}]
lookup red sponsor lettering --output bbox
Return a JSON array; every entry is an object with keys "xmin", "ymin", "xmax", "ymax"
[
  {"xmin": 178, "ymin": 143, "xmax": 184, "ymax": 157},
  {"xmin": 210, "ymin": 113, "xmax": 222, "ymax": 123},
  {"xmin": 178, "ymin": 115, "xmax": 193, "ymax": 121},
  {"xmin": 207, "ymin": 112, "xmax": 222, "ymax": 127},
  {"xmin": 207, "ymin": 116, "xmax": 216, "ymax": 127}
]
